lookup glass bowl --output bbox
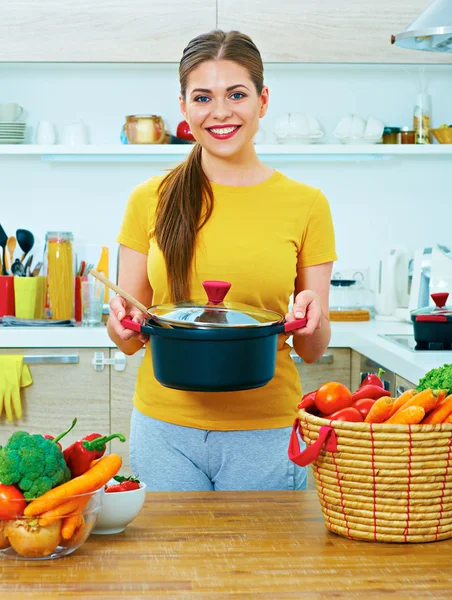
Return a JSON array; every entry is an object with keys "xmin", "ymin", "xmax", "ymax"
[{"xmin": 0, "ymin": 488, "xmax": 103, "ymax": 560}]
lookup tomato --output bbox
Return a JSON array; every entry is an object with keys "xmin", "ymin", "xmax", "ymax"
[
  {"xmin": 315, "ymin": 382, "xmax": 353, "ymax": 415},
  {"xmin": 352, "ymin": 398, "xmax": 376, "ymax": 419},
  {"xmin": 329, "ymin": 407, "xmax": 363, "ymax": 423},
  {"xmin": 0, "ymin": 484, "xmax": 27, "ymax": 520}
]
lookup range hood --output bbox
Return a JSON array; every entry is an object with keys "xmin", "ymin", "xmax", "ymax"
[{"xmin": 391, "ymin": 0, "xmax": 452, "ymax": 53}]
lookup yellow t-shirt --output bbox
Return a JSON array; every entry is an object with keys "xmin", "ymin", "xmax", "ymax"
[{"xmin": 116, "ymin": 170, "xmax": 337, "ymax": 430}]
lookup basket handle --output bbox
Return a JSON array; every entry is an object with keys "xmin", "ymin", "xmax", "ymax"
[{"xmin": 288, "ymin": 418, "xmax": 338, "ymax": 466}]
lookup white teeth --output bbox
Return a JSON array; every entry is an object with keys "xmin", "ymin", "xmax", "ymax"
[{"xmin": 209, "ymin": 126, "xmax": 238, "ymax": 135}]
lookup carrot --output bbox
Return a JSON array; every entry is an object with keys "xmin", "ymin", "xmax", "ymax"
[
  {"xmin": 61, "ymin": 514, "xmax": 82, "ymax": 540},
  {"xmin": 364, "ymin": 397, "xmax": 394, "ymax": 423},
  {"xmin": 390, "ymin": 389, "xmax": 445, "ymax": 418},
  {"xmin": 444, "ymin": 413, "xmax": 452, "ymax": 424},
  {"xmin": 384, "ymin": 405, "xmax": 425, "ymax": 425},
  {"xmin": 24, "ymin": 454, "xmax": 122, "ymax": 517},
  {"xmin": 422, "ymin": 394, "xmax": 452, "ymax": 424},
  {"xmin": 387, "ymin": 389, "xmax": 417, "ymax": 418},
  {"xmin": 38, "ymin": 494, "xmax": 92, "ymax": 527}
]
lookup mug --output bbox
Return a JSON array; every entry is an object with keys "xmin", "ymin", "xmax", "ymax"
[
  {"xmin": 14, "ymin": 276, "xmax": 46, "ymax": 319},
  {"xmin": 0, "ymin": 103, "xmax": 23, "ymax": 122},
  {"xmin": 61, "ymin": 122, "xmax": 89, "ymax": 145},
  {"xmin": 35, "ymin": 120, "xmax": 57, "ymax": 145}
]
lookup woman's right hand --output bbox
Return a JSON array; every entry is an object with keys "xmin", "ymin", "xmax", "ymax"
[{"xmin": 109, "ymin": 295, "xmax": 149, "ymax": 344}]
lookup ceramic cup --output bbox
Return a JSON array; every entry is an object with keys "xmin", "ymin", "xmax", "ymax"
[
  {"xmin": 0, "ymin": 103, "xmax": 23, "ymax": 122},
  {"xmin": 61, "ymin": 122, "xmax": 89, "ymax": 145},
  {"xmin": 35, "ymin": 120, "xmax": 57, "ymax": 145}
]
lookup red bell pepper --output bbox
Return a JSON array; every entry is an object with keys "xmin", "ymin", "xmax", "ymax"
[
  {"xmin": 360, "ymin": 368, "xmax": 385, "ymax": 389},
  {"xmin": 43, "ymin": 418, "xmax": 77, "ymax": 450},
  {"xmin": 63, "ymin": 432, "xmax": 126, "ymax": 478},
  {"xmin": 298, "ymin": 390, "xmax": 317, "ymax": 410},
  {"xmin": 352, "ymin": 398, "xmax": 375, "ymax": 419},
  {"xmin": 328, "ymin": 407, "xmax": 363, "ymax": 423},
  {"xmin": 352, "ymin": 385, "xmax": 391, "ymax": 402}
]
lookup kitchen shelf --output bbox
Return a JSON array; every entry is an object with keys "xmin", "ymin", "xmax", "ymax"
[{"xmin": 1, "ymin": 144, "xmax": 452, "ymax": 162}]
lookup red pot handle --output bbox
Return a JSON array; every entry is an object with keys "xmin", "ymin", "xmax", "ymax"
[
  {"xmin": 288, "ymin": 418, "xmax": 337, "ymax": 467},
  {"xmin": 284, "ymin": 317, "xmax": 307, "ymax": 333},
  {"xmin": 122, "ymin": 316, "xmax": 143, "ymax": 333}
]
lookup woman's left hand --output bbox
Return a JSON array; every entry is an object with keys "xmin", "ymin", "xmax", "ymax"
[{"xmin": 285, "ymin": 290, "xmax": 323, "ymax": 337}]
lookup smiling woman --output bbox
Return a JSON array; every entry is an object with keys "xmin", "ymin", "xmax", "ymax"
[{"xmin": 107, "ymin": 30, "xmax": 338, "ymax": 493}]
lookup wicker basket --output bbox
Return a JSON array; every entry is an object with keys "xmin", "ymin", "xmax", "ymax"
[{"xmin": 290, "ymin": 409, "xmax": 452, "ymax": 543}]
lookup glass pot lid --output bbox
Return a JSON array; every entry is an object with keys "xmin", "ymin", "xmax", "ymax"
[
  {"xmin": 149, "ymin": 281, "xmax": 284, "ymax": 329},
  {"xmin": 411, "ymin": 292, "xmax": 452, "ymax": 322}
]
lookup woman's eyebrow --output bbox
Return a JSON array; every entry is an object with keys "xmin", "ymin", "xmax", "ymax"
[{"xmin": 190, "ymin": 84, "xmax": 251, "ymax": 95}]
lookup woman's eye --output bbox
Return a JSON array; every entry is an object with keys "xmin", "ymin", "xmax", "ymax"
[
  {"xmin": 195, "ymin": 96, "xmax": 210, "ymax": 103},
  {"xmin": 230, "ymin": 92, "xmax": 245, "ymax": 100}
]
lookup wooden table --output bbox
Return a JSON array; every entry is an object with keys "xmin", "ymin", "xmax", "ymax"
[{"xmin": 1, "ymin": 490, "xmax": 452, "ymax": 599}]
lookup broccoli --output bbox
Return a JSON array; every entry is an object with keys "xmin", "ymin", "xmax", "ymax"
[
  {"xmin": 0, "ymin": 431, "xmax": 71, "ymax": 499},
  {"xmin": 416, "ymin": 364, "xmax": 452, "ymax": 393}
]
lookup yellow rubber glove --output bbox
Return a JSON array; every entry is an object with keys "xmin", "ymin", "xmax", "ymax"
[{"xmin": 0, "ymin": 356, "xmax": 32, "ymax": 422}]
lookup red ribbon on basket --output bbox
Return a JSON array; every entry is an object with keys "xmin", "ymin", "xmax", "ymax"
[{"xmin": 288, "ymin": 418, "xmax": 338, "ymax": 466}]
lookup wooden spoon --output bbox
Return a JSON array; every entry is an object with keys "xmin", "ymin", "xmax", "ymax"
[
  {"xmin": 89, "ymin": 269, "xmax": 170, "ymax": 327},
  {"xmin": 6, "ymin": 236, "xmax": 16, "ymax": 272}
]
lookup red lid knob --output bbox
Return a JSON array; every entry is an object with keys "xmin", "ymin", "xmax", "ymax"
[
  {"xmin": 202, "ymin": 281, "xmax": 231, "ymax": 304},
  {"xmin": 431, "ymin": 292, "xmax": 449, "ymax": 308}
]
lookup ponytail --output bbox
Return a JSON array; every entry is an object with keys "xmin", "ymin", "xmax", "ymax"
[{"xmin": 155, "ymin": 144, "xmax": 214, "ymax": 302}]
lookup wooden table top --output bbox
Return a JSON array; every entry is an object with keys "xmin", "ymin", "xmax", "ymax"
[{"xmin": 1, "ymin": 490, "xmax": 452, "ymax": 599}]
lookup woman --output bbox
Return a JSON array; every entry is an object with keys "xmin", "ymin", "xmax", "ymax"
[{"xmin": 108, "ymin": 30, "xmax": 337, "ymax": 491}]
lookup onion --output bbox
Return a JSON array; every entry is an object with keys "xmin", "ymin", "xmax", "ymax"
[
  {"xmin": 5, "ymin": 518, "xmax": 61, "ymax": 558},
  {"xmin": 0, "ymin": 520, "xmax": 9, "ymax": 549}
]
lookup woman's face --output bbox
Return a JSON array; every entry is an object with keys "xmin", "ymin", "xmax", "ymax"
[{"xmin": 180, "ymin": 59, "xmax": 269, "ymax": 158}]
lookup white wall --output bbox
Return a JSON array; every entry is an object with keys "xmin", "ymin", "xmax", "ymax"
[{"xmin": 1, "ymin": 61, "xmax": 452, "ymax": 289}]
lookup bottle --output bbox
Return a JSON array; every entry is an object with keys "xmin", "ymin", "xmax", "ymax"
[{"xmin": 413, "ymin": 92, "xmax": 431, "ymax": 144}]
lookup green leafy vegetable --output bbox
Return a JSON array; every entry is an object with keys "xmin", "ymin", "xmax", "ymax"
[{"xmin": 416, "ymin": 364, "xmax": 452, "ymax": 393}]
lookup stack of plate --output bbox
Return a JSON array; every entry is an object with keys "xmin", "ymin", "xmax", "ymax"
[{"xmin": 0, "ymin": 121, "xmax": 26, "ymax": 144}]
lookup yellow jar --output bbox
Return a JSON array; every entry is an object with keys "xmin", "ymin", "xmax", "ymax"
[{"xmin": 44, "ymin": 231, "xmax": 75, "ymax": 320}]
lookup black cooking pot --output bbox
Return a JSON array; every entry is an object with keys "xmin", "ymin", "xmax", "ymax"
[
  {"xmin": 122, "ymin": 281, "xmax": 306, "ymax": 392},
  {"xmin": 411, "ymin": 292, "xmax": 452, "ymax": 350}
]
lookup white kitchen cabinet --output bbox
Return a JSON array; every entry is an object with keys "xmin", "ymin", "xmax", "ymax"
[
  {"xmin": 0, "ymin": 348, "xmax": 110, "ymax": 447},
  {"xmin": 218, "ymin": 0, "xmax": 452, "ymax": 64},
  {"xmin": 0, "ymin": 0, "xmax": 216, "ymax": 62},
  {"xmin": 293, "ymin": 348, "xmax": 351, "ymax": 393},
  {"xmin": 110, "ymin": 349, "xmax": 145, "ymax": 474}
]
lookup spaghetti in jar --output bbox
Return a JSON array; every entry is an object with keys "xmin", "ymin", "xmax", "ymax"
[{"xmin": 44, "ymin": 231, "xmax": 75, "ymax": 320}]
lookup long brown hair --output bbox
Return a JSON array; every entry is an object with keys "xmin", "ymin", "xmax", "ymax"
[{"xmin": 155, "ymin": 30, "xmax": 264, "ymax": 302}]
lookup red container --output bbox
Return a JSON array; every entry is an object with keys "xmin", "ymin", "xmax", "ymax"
[
  {"xmin": 0, "ymin": 275, "xmax": 15, "ymax": 317},
  {"xmin": 74, "ymin": 276, "xmax": 87, "ymax": 322}
]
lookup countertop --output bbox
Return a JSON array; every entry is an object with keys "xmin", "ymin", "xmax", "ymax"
[
  {"xmin": 2, "ymin": 490, "xmax": 452, "ymax": 599},
  {"xmin": 1, "ymin": 320, "xmax": 451, "ymax": 384}
]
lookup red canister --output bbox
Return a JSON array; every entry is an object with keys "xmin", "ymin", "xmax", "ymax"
[{"xmin": 0, "ymin": 275, "xmax": 15, "ymax": 317}]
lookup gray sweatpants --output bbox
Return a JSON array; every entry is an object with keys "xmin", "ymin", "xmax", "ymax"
[{"xmin": 130, "ymin": 408, "xmax": 307, "ymax": 492}]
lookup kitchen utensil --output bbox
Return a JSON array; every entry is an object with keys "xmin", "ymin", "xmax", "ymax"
[
  {"xmin": 16, "ymin": 229, "xmax": 34, "ymax": 262},
  {"xmin": 35, "ymin": 120, "xmax": 57, "ymax": 144},
  {"xmin": 121, "ymin": 280, "xmax": 307, "ymax": 392},
  {"xmin": 122, "ymin": 115, "xmax": 166, "ymax": 144},
  {"xmin": 329, "ymin": 276, "xmax": 359, "ymax": 310},
  {"xmin": 411, "ymin": 292, "xmax": 452, "ymax": 350},
  {"xmin": 44, "ymin": 232, "xmax": 74, "ymax": 320},
  {"xmin": 88, "ymin": 269, "xmax": 167, "ymax": 325},
  {"xmin": 375, "ymin": 247, "xmax": 410, "ymax": 318},
  {"xmin": 96, "ymin": 246, "xmax": 109, "ymax": 303},
  {"xmin": 10, "ymin": 259, "xmax": 25, "ymax": 277},
  {"xmin": 409, "ymin": 247, "xmax": 433, "ymax": 313},
  {"xmin": 93, "ymin": 481, "xmax": 147, "ymax": 535},
  {"xmin": 24, "ymin": 254, "xmax": 33, "ymax": 277},
  {"xmin": 81, "ymin": 279, "xmax": 104, "ymax": 327},
  {"xmin": 31, "ymin": 261, "xmax": 43, "ymax": 277},
  {"xmin": 0, "ymin": 224, "xmax": 7, "ymax": 275},
  {"xmin": 6, "ymin": 236, "xmax": 16, "ymax": 271},
  {"xmin": 78, "ymin": 260, "xmax": 86, "ymax": 277},
  {"xmin": 61, "ymin": 121, "xmax": 89, "ymax": 145},
  {"xmin": 0, "ymin": 103, "xmax": 23, "ymax": 121}
]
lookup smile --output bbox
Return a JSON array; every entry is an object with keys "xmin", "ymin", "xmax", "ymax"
[{"xmin": 206, "ymin": 125, "xmax": 241, "ymax": 140}]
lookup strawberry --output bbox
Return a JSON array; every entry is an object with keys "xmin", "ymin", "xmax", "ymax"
[{"xmin": 105, "ymin": 475, "xmax": 141, "ymax": 493}]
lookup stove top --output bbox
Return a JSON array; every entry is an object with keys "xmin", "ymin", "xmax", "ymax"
[{"xmin": 380, "ymin": 334, "xmax": 452, "ymax": 352}]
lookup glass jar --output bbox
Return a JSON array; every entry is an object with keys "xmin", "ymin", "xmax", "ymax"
[
  {"xmin": 400, "ymin": 127, "xmax": 415, "ymax": 144},
  {"xmin": 329, "ymin": 276, "xmax": 360, "ymax": 310},
  {"xmin": 382, "ymin": 127, "xmax": 401, "ymax": 144},
  {"xmin": 44, "ymin": 232, "xmax": 75, "ymax": 320}
]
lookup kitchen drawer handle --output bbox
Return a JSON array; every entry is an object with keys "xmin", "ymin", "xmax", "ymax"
[
  {"xmin": 24, "ymin": 354, "xmax": 79, "ymax": 365},
  {"xmin": 291, "ymin": 353, "xmax": 334, "ymax": 365}
]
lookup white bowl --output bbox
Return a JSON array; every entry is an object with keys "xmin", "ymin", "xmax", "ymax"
[{"xmin": 92, "ymin": 482, "xmax": 147, "ymax": 535}]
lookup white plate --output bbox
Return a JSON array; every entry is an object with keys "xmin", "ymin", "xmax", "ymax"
[
  {"xmin": 0, "ymin": 121, "xmax": 26, "ymax": 125},
  {"xmin": 276, "ymin": 134, "xmax": 323, "ymax": 145},
  {"xmin": 0, "ymin": 134, "xmax": 25, "ymax": 138},
  {"xmin": 0, "ymin": 138, "xmax": 25, "ymax": 144},
  {"xmin": 336, "ymin": 136, "xmax": 382, "ymax": 145}
]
